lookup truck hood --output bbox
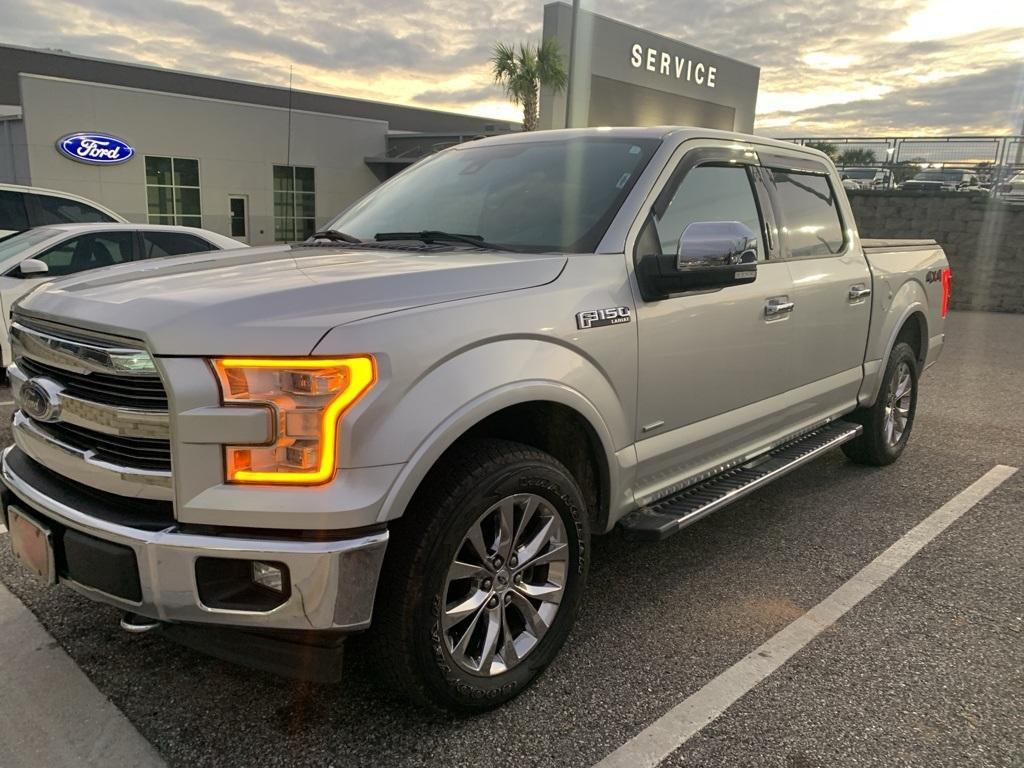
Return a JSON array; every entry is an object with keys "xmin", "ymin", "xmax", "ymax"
[{"xmin": 15, "ymin": 244, "xmax": 567, "ymax": 355}]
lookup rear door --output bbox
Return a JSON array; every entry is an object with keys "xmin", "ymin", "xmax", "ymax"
[{"xmin": 759, "ymin": 153, "xmax": 871, "ymax": 418}]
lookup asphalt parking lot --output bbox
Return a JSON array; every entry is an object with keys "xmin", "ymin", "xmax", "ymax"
[{"xmin": 1, "ymin": 309, "xmax": 1022, "ymax": 768}]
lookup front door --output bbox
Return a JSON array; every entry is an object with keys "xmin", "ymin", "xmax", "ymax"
[
  {"xmin": 229, "ymin": 195, "xmax": 249, "ymax": 243},
  {"xmin": 632, "ymin": 153, "xmax": 798, "ymax": 504}
]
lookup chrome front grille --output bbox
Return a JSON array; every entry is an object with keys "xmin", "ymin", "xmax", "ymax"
[
  {"xmin": 17, "ymin": 357, "xmax": 169, "ymax": 409},
  {"xmin": 8, "ymin": 320, "xmax": 173, "ymax": 501},
  {"xmin": 32, "ymin": 421, "xmax": 172, "ymax": 472}
]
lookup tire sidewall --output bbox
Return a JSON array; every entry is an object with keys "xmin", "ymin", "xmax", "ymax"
[
  {"xmin": 876, "ymin": 342, "xmax": 919, "ymax": 461},
  {"xmin": 412, "ymin": 457, "xmax": 589, "ymax": 709}
]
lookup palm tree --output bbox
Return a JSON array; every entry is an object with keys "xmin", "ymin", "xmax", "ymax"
[{"xmin": 491, "ymin": 40, "xmax": 567, "ymax": 132}]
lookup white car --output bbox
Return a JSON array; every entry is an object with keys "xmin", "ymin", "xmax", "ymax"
[
  {"xmin": 0, "ymin": 184, "xmax": 127, "ymax": 239},
  {"xmin": 0, "ymin": 223, "xmax": 246, "ymax": 367},
  {"xmin": 839, "ymin": 167, "xmax": 895, "ymax": 190},
  {"xmin": 996, "ymin": 172, "xmax": 1024, "ymax": 201}
]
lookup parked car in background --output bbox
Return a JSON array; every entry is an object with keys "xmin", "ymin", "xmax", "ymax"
[
  {"xmin": 996, "ymin": 172, "xmax": 1024, "ymax": 201},
  {"xmin": 839, "ymin": 167, "xmax": 895, "ymax": 190},
  {"xmin": 1, "ymin": 127, "xmax": 950, "ymax": 712},
  {"xmin": 0, "ymin": 223, "xmax": 246, "ymax": 367},
  {"xmin": 901, "ymin": 169, "xmax": 981, "ymax": 192},
  {"xmin": 0, "ymin": 184, "xmax": 126, "ymax": 239}
]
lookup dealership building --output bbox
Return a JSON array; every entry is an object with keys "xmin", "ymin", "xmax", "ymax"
[{"xmin": 0, "ymin": 5, "xmax": 758, "ymax": 246}]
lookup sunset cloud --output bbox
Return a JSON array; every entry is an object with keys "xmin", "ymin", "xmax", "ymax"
[{"xmin": 1, "ymin": 0, "xmax": 1021, "ymax": 135}]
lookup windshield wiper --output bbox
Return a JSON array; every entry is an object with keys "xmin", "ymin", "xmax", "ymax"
[
  {"xmin": 309, "ymin": 229, "xmax": 363, "ymax": 244},
  {"xmin": 374, "ymin": 230, "xmax": 511, "ymax": 251}
]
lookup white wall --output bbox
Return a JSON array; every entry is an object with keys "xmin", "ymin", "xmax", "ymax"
[{"xmin": 19, "ymin": 74, "xmax": 387, "ymax": 244}]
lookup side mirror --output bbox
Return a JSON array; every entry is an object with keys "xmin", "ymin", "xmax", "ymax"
[
  {"xmin": 18, "ymin": 259, "xmax": 49, "ymax": 276},
  {"xmin": 677, "ymin": 221, "xmax": 759, "ymax": 270},
  {"xmin": 636, "ymin": 221, "xmax": 758, "ymax": 300}
]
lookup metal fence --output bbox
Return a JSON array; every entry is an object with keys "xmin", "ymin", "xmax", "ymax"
[{"xmin": 778, "ymin": 135, "xmax": 1024, "ymax": 187}]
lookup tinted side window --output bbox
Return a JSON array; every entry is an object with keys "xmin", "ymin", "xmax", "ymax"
[
  {"xmin": 654, "ymin": 165, "xmax": 763, "ymax": 260},
  {"xmin": 30, "ymin": 194, "xmax": 115, "ymax": 225},
  {"xmin": 32, "ymin": 232, "xmax": 133, "ymax": 277},
  {"xmin": 0, "ymin": 191, "xmax": 30, "ymax": 231},
  {"xmin": 141, "ymin": 231, "xmax": 218, "ymax": 258},
  {"xmin": 769, "ymin": 170, "xmax": 845, "ymax": 258}
]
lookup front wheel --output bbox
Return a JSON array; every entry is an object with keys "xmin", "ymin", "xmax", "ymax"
[
  {"xmin": 366, "ymin": 439, "xmax": 590, "ymax": 712},
  {"xmin": 842, "ymin": 341, "xmax": 919, "ymax": 466}
]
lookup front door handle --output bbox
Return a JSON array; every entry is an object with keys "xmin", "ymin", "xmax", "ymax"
[
  {"xmin": 764, "ymin": 297, "xmax": 795, "ymax": 317},
  {"xmin": 848, "ymin": 284, "xmax": 872, "ymax": 301}
]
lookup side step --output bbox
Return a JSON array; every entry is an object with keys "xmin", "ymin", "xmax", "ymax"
[{"xmin": 619, "ymin": 421, "xmax": 863, "ymax": 542}]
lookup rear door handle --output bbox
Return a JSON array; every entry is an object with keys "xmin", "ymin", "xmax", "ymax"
[
  {"xmin": 848, "ymin": 284, "xmax": 872, "ymax": 301},
  {"xmin": 764, "ymin": 297, "xmax": 795, "ymax": 317}
]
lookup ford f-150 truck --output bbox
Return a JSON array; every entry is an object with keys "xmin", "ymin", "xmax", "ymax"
[{"xmin": 1, "ymin": 127, "xmax": 950, "ymax": 712}]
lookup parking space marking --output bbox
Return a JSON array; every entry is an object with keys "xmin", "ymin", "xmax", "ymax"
[
  {"xmin": 594, "ymin": 464, "xmax": 1018, "ymax": 768},
  {"xmin": 0, "ymin": 400, "xmax": 13, "ymax": 406},
  {"xmin": 0, "ymin": 524, "xmax": 6, "ymax": 534}
]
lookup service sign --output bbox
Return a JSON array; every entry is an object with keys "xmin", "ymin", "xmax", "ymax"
[{"xmin": 56, "ymin": 132, "xmax": 135, "ymax": 165}]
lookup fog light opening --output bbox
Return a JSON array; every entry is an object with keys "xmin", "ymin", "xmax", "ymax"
[{"xmin": 195, "ymin": 557, "xmax": 291, "ymax": 612}]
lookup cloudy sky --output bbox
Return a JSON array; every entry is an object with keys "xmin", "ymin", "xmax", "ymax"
[{"xmin": 2, "ymin": 0, "xmax": 1022, "ymax": 135}]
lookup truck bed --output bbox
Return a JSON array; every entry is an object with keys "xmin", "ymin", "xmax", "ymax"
[{"xmin": 861, "ymin": 238, "xmax": 937, "ymax": 250}]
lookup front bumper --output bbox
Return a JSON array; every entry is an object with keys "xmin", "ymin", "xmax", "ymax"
[{"xmin": 1, "ymin": 446, "xmax": 388, "ymax": 631}]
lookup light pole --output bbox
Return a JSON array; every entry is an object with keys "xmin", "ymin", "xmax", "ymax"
[{"xmin": 564, "ymin": 0, "xmax": 580, "ymax": 128}]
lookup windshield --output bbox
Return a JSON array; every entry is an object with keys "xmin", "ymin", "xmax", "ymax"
[
  {"xmin": 914, "ymin": 170, "xmax": 962, "ymax": 181},
  {"xmin": 328, "ymin": 137, "xmax": 661, "ymax": 253},
  {"xmin": 842, "ymin": 169, "xmax": 879, "ymax": 179},
  {"xmin": 0, "ymin": 227, "xmax": 59, "ymax": 263}
]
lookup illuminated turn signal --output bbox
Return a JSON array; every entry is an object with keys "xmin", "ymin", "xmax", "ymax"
[{"xmin": 212, "ymin": 357, "xmax": 376, "ymax": 485}]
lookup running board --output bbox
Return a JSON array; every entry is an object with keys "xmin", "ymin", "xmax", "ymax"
[{"xmin": 619, "ymin": 421, "xmax": 863, "ymax": 542}]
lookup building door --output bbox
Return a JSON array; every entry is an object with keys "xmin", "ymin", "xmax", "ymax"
[{"xmin": 229, "ymin": 195, "xmax": 249, "ymax": 243}]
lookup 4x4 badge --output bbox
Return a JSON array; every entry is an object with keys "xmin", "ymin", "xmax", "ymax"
[{"xmin": 576, "ymin": 307, "xmax": 632, "ymax": 330}]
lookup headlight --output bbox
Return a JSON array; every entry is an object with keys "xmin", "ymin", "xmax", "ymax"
[{"xmin": 212, "ymin": 356, "xmax": 376, "ymax": 485}]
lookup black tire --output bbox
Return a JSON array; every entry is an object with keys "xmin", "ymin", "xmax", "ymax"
[
  {"xmin": 365, "ymin": 438, "xmax": 590, "ymax": 712},
  {"xmin": 842, "ymin": 341, "xmax": 919, "ymax": 466}
]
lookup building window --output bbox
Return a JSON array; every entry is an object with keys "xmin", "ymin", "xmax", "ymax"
[
  {"xmin": 273, "ymin": 165, "xmax": 315, "ymax": 241},
  {"xmin": 146, "ymin": 157, "xmax": 201, "ymax": 227}
]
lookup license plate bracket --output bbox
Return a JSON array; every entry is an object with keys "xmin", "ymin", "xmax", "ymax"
[{"xmin": 8, "ymin": 506, "xmax": 56, "ymax": 585}]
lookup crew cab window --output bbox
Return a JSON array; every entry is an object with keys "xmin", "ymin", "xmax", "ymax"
[
  {"xmin": 768, "ymin": 170, "xmax": 845, "ymax": 258},
  {"xmin": 654, "ymin": 165, "xmax": 764, "ymax": 260},
  {"xmin": 29, "ymin": 194, "xmax": 115, "ymax": 225},
  {"xmin": 28, "ymin": 232, "xmax": 133, "ymax": 278},
  {"xmin": 0, "ymin": 190, "xmax": 30, "ymax": 231},
  {"xmin": 141, "ymin": 231, "xmax": 217, "ymax": 258}
]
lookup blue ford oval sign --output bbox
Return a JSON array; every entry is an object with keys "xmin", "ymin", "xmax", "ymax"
[{"xmin": 56, "ymin": 132, "xmax": 135, "ymax": 165}]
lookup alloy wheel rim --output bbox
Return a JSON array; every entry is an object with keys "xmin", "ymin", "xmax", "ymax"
[
  {"xmin": 441, "ymin": 493, "xmax": 569, "ymax": 677},
  {"xmin": 883, "ymin": 361, "xmax": 913, "ymax": 447}
]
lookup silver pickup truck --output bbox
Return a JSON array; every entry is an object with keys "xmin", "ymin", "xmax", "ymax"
[{"xmin": 2, "ymin": 127, "xmax": 950, "ymax": 712}]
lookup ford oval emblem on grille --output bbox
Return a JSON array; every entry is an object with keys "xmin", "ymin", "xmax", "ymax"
[{"xmin": 19, "ymin": 378, "xmax": 64, "ymax": 423}]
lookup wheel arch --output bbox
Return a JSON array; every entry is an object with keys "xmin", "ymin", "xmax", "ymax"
[
  {"xmin": 375, "ymin": 384, "xmax": 620, "ymax": 534},
  {"xmin": 859, "ymin": 281, "xmax": 930, "ymax": 407}
]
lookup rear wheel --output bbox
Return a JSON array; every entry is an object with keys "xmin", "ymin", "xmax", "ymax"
[
  {"xmin": 366, "ymin": 439, "xmax": 589, "ymax": 712},
  {"xmin": 842, "ymin": 341, "xmax": 919, "ymax": 466}
]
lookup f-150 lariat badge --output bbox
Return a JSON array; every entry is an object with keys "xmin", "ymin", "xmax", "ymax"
[{"xmin": 576, "ymin": 306, "xmax": 632, "ymax": 330}]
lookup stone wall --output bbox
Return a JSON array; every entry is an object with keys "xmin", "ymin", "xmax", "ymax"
[{"xmin": 847, "ymin": 191, "xmax": 1024, "ymax": 313}]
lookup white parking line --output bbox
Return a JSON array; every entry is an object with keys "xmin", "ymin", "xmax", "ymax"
[
  {"xmin": 594, "ymin": 464, "xmax": 1018, "ymax": 768},
  {"xmin": 0, "ymin": 400, "xmax": 14, "ymax": 406},
  {"xmin": 0, "ymin": 524, "xmax": 6, "ymax": 535}
]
